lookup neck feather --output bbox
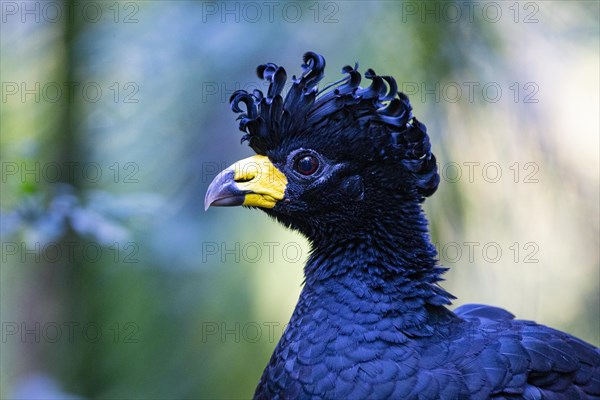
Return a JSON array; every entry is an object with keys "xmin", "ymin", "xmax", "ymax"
[{"xmin": 302, "ymin": 202, "xmax": 454, "ymax": 308}]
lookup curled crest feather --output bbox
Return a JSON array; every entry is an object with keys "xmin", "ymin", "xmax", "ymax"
[{"xmin": 229, "ymin": 51, "xmax": 439, "ymax": 198}]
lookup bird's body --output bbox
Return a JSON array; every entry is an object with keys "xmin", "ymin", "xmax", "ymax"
[
  {"xmin": 255, "ymin": 236, "xmax": 600, "ymax": 399},
  {"xmin": 257, "ymin": 272, "xmax": 599, "ymax": 399},
  {"xmin": 205, "ymin": 52, "xmax": 600, "ymax": 399}
]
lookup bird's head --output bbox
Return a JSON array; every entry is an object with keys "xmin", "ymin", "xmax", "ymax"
[{"xmin": 205, "ymin": 52, "xmax": 439, "ymax": 243}]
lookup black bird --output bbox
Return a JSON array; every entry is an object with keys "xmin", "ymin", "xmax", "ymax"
[{"xmin": 205, "ymin": 52, "xmax": 600, "ymax": 399}]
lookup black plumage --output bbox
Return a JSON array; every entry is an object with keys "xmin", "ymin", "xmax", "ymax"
[{"xmin": 206, "ymin": 52, "xmax": 600, "ymax": 399}]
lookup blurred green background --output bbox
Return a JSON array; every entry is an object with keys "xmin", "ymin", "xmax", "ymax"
[{"xmin": 1, "ymin": 1, "xmax": 598, "ymax": 398}]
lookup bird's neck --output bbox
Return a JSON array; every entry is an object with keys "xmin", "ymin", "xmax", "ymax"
[
  {"xmin": 296, "ymin": 233, "xmax": 453, "ymax": 337},
  {"xmin": 305, "ymin": 202, "xmax": 438, "ymax": 276},
  {"xmin": 302, "ymin": 204, "xmax": 453, "ymax": 313}
]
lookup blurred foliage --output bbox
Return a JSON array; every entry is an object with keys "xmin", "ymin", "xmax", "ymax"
[{"xmin": 1, "ymin": 1, "xmax": 598, "ymax": 398}]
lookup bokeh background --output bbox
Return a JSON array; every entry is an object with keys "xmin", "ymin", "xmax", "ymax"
[{"xmin": 1, "ymin": 1, "xmax": 598, "ymax": 398}]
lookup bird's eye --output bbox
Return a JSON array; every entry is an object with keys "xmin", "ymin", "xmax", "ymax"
[{"xmin": 295, "ymin": 155, "xmax": 319, "ymax": 176}]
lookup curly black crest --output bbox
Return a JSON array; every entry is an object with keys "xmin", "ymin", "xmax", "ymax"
[{"xmin": 229, "ymin": 51, "xmax": 439, "ymax": 198}]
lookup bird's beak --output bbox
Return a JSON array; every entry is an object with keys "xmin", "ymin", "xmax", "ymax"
[{"xmin": 204, "ymin": 155, "xmax": 288, "ymax": 211}]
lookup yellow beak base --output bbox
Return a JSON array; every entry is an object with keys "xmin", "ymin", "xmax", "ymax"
[{"xmin": 204, "ymin": 155, "xmax": 288, "ymax": 210}]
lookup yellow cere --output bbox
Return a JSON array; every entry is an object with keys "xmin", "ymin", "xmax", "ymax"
[{"xmin": 231, "ymin": 155, "xmax": 288, "ymax": 209}]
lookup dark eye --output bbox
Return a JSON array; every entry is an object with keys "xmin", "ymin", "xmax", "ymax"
[{"xmin": 295, "ymin": 155, "xmax": 319, "ymax": 176}]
